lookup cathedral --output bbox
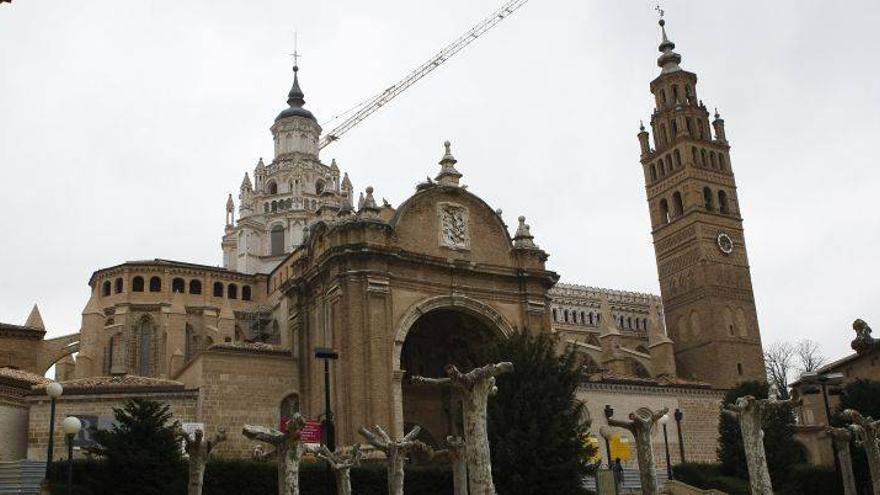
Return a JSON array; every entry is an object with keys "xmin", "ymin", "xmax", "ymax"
[{"xmin": 0, "ymin": 20, "xmax": 765, "ymax": 466}]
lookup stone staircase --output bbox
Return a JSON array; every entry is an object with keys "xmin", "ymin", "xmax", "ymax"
[{"xmin": 0, "ymin": 460, "xmax": 43, "ymax": 495}]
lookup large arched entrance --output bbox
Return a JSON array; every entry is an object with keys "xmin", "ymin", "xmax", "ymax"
[{"xmin": 399, "ymin": 308, "xmax": 498, "ymax": 447}]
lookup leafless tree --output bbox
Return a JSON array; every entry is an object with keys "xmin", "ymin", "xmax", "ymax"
[
  {"xmin": 796, "ymin": 339, "xmax": 826, "ymax": 373},
  {"xmin": 764, "ymin": 342, "xmax": 795, "ymax": 399}
]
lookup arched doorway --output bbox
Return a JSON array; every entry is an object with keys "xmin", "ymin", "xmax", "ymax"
[{"xmin": 399, "ymin": 308, "xmax": 498, "ymax": 446}]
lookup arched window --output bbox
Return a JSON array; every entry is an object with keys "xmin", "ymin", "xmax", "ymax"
[
  {"xmin": 132, "ymin": 276, "xmax": 144, "ymax": 292},
  {"xmin": 671, "ymin": 119, "xmax": 678, "ymax": 136},
  {"xmin": 665, "ymin": 155, "xmax": 673, "ymax": 173},
  {"xmin": 149, "ymin": 276, "xmax": 161, "ymax": 292},
  {"xmin": 580, "ymin": 311, "xmax": 586, "ymax": 325},
  {"xmin": 737, "ymin": 363, "xmax": 744, "ymax": 376},
  {"xmin": 552, "ymin": 308, "xmax": 558, "ymax": 321},
  {"xmin": 213, "ymin": 282, "xmax": 224, "ymax": 297},
  {"xmin": 685, "ymin": 84, "xmax": 694, "ymax": 103},
  {"xmin": 264, "ymin": 203, "xmax": 269, "ymax": 213},
  {"xmin": 271, "ymin": 225, "xmax": 285, "ymax": 256},
  {"xmin": 564, "ymin": 310, "xmax": 569, "ymax": 323},
  {"xmin": 137, "ymin": 317, "xmax": 154, "ymax": 376},
  {"xmin": 172, "ymin": 277, "xmax": 185, "ymax": 293},
  {"xmin": 718, "ymin": 190, "xmax": 729, "ymax": 214},
  {"xmin": 701, "ymin": 149, "xmax": 707, "ymax": 166},
  {"xmin": 228, "ymin": 284, "xmax": 238, "ymax": 300},
  {"xmin": 271, "ymin": 201, "xmax": 277, "ymax": 212},
  {"xmin": 267, "ymin": 181, "xmax": 277, "ymax": 194},
  {"xmin": 692, "ymin": 147, "xmax": 699, "ymax": 165},
  {"xmin": 710, "ymin": 152, "xmax": 717, "ymax": 168},
  {"xmin": 315, "ymin": 181, "xmax": 325, "ymax": 195},
  {"xmin": 102, "ymin": 280, "xmax": 111, "ymax": 297},
  {"xmin": 189, "ymin": 279, "xmax": 202, "ymax": 295},
  {"xmin": 718, "ymin": 154, "xmax": 726, "ymax": 171},
  {"xmin": 242, "ymin": 285, "xmax": 252, "ymax": 301},
  {"xmin": 588, "ymin": 313, "xmax": 594, "ymax": 325},
  {"xmin": 672, "ymin": 84, "xmax": 680, "ymax": 102},
  {"xmin": 674, "ymin": 149, "xmax": 682, "ymax": 168},
  {"xmin": 724, "ymin": 307, "xmax": 735, "ymax": 336},
  {"xmin": 659, "ymin": 161, "xmax": 666, "ymax": 177},
  {"xmin": 703, "ymin": 187, "xmax": 714, "ymax": 211},
  {"xmin": 650, "ymin": 164, "xmax": 657, "ymax": 181},
  {"xmin": 686, "ymin": 118, "xmax": 693, "ymax": 137},
  {"xmin": 673, "ymin": 191, "xmax": 684, "ymax": 216},
  {"xmin": 115, "ymin": 277, "xmax": 123, "ymax": 294},
  {"xmin": 280, "ymin": 393, "xmax": 300, "ymax": 421},
  {"xmin": 627, "ymin": 317, "xmax": 632, "ymax": 329},
  {"xmin": 660, "ymin": 125, "xmax": 668, "ymax": 146},
  {"xmin": 697, "ymin": 120, "xmax": 704, "ymax": 139},
  {"xmin": 659, "ymin": 199, "xmax": 670, "ymax": 224}
]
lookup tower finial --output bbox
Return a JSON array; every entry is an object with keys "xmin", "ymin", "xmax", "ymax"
[
  {"xmin": 655, "ymin": 8, "xmax": 682, "ymax": 74},
  {"xmin": 275, "ymin": 33, "xmax": 316, "ymax": 122}
]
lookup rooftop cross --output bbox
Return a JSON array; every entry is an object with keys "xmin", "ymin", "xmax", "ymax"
[{"xmin": 288, "ymin": 31, "xmax": 301, "ymax": 68}]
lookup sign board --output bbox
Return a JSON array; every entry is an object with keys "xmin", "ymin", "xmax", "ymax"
[
  {"xmin": 181, "ymin": 422, "xmax": 205, "ymax": 441},
  {"xmin": 609, "ymin": 433, "xmax": 632, "ymax": 462},
  {"xmin": 279, "ymin": 418, "xmax": 323, "ymax": 445}
]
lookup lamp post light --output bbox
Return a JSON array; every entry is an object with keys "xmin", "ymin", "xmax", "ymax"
[
  {"xmin": 314, "ymin": 347, "xmax": 339, "ymax": 451},
  {"xmin": 660, "ymin": 413, "xmax": 673, "ymax": 480},
  {"xmin": 801, "ymin": 371, "xmax": 845, "ymax": 483},
  {"xmin": 673, "ymin": 408, "xmax": 685, "ymax": 464},
  {"xmin": 603, "ymin": 405, "xmax": 614, "ymax": 466},
  {"xmin": 61, "ymin": 416, "xmax": 81, "ymax": 495},
  {"xmin": 44, "ymin": 382, "xmax": 63, "ymax": 482}
]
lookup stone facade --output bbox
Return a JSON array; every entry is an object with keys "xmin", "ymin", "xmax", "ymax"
[
  {"xmin": 0, "ymin": 368, "xmax": 50, "ymax": 461},
  {"xmin": 637, "ymin": 21, "xmax": 766, "ymax": 388}
]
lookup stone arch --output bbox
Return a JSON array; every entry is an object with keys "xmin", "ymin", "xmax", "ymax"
[
  {"xmin": 392, "ymin": 295, "xmax": 514, "ymax": 371},
  {"xmin": 36, "ymin": 333, "xmax": 81, "ymax": 376}
]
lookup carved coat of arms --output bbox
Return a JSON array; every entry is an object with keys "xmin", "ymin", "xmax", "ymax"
[{"xmin": 438, "ymin": 203, "xmax": 470, "ymax": 250}]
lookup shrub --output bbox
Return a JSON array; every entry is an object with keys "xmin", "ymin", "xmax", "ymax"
[
  {"xmin": 672, "ymin": 462, "xmax": 749, "ymax": 495},
  {"xmin": 776, "ymin": 464, "xmax": 841, "ymax": 495}
]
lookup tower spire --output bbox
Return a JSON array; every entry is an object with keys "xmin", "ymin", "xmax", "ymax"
[
  {"xmin": 656, "ymin": 18, "xmax": 683, "ymax": 74},
  {"xmin": 275, "ymin": 34, "xmax": 315, "ymax": 122}
]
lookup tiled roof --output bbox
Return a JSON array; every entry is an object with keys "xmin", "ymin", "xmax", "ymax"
[
  {"xmin": 582, "ymin": 369, "xmax": 711, "ymax": 389},
  {"xmin": 31, "ymin": 375, "xmax": 185, "ymax": 393},
  {"xmin": 0, "ymin": 367, "xmax": 52, "ymax": 385}
]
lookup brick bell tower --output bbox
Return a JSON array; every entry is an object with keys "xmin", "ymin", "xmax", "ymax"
[{"xmin": 637, "ymin": 18, "xmax": 766, "ymax": 389}]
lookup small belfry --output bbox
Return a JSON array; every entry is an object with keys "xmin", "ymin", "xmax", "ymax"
[
  {"xmin": 638, "ymin": 16, "xmax": 765, "ymax": 389},
  {"xmin": 221, "ymin": 59, "xmax": 355, "ymax": 274}
]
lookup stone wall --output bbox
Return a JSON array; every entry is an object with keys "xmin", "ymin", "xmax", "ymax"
[
  {"xmin": 0, "ymin": 398, "xmax": 29, "ymax": 461},
  {"xmin": 175, "ymin": 345, "xmax": 299, "ymax": 458},
  {"xmin": 578, "ymin": 381, "xmax": 723, "ymax": 468},
  {"xmin": 27, "ymin": 388, "xmax": 198, "ymax": 461}
]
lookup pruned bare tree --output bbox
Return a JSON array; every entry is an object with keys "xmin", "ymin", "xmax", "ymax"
[
  {"xmin": 764, "ymin": 342, "xmax": 795, "ymax": 400},
  {"xmin": 796, "ymin": 339, "xmax": 826, "ymax": 373}
]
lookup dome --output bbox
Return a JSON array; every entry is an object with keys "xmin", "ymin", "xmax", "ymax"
[{"xmin": 275, "ymin": 65, "xmax": 316, "ymax": 123}]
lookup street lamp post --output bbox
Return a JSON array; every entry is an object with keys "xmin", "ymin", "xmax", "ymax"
[
  {"xmin": 61, "ymin": 416, "xmax": 81, "ymax": 495},
  {"xmin": 315, "ymin": 347, "xmax": 339, "ymax": 495},
  {"xmin": 603, "ymin": 405, "xmax": 614, "ymax": 466},
  {"xmin": 660, "ymin": 413, "xmax": 673, "ymax": 480},
  {"xmin": 673, "ymin": 408, "xmax": 685, "ymax": 464},
  {"xmin": 44, "ymin": 382, "xmax": 63, "ymax": 483},
  {"xmin": 801, "ymin": 372, "xmax": 845, "ymax": 485}
]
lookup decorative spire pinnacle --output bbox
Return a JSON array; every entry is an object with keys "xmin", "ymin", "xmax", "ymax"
[
  {"xmin": 255, "ymin": 157, "xmax": 266, "ymax": 172},
  {"xmin": 656, "ymin": 19, "xmax": 683, "ymax": 74},
  {"xmin": 435, "ymin": 140, "xmax": 463, "ymax": 187},
  {"xmin": 513, "ymin": 216, "xmax": 538, "ymax": 249},
  {"xmin": 714, "ymin": 107, "xmax": 721, "ymax": 120},
  {"xmin": 330, "ymin": 158, "xmax": 339, "ymax": 172},
  {"xmin": 363, "ymin": 186, "xmax": 377, "ymax": 209},
  {"xmin": 240, "ymin": 172, "xmax": 253, "ymax": 190},
  {"xmin": 25, "ymin": 304, "xmax": 44, "ymax": 330},
  {"xmin": 342, "ymin": 172, "xmax": 352, "ymax": 190},
  {"xmin": 357, "ymin": 192, "xmax": 365, "ymax": 210},
  {"xmin": 226, "ymin": 193, "xmax": 234, "ymax": 210},
  {"xmin": 639, "ymin": 120, "xmax": 646, "ymax": 132},
  {"xmin": 275, "ymin": 49, "xmax": 316, "ymax": 122}
]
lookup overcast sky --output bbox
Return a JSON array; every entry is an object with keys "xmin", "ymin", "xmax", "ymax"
[{"xmin": 1, "ymin": 1, "xmax": 878, "ymax": 365}]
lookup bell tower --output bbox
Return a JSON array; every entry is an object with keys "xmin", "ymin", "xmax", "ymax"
[{"xmin": 638, "ymin": 19, "xmax": 765, "ymax": 389}]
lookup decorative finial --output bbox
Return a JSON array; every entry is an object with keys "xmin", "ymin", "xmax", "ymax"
[
  {"xmin": 639, "ymin": 120, "xmax": 645, "ymax": 132},
  {"xmin": 656, "ymin": 13, "xmax": 682, "ymax": 74},
  {"xmin": 513, "ymin": 216, "xmax": 538, "ymax": 249},
  {"xmin": 714, "ymin": 107, "xmax": 721, "ymax": 119},
  {"xmin": 436, "ymin": 140, "xmax": 462, "ymax": 187}
]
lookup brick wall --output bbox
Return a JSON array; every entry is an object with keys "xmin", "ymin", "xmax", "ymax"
[
  {"xmin": 577, "ymin": 382, "xmax": 723, "ymax": 469},
  {"xmin": 27, "ymin": 389, "xmax": 197, "ymax": 461},
  {"xmin": 0, "ymin": 398, "xmax": 29, "ymax": 460}
]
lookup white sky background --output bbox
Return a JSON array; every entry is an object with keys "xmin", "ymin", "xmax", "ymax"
[{"xmin": 1, "ymin": 0, "xmax": 878, "ymax": 364}]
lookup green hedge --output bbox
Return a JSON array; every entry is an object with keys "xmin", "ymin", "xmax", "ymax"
[
  {"xmin": 673, "ymin": 462, "xmax": 844, "ymax": 495},
  {"xmin": 49, "ymin": 458, "xmax": 452, "ymax": 495},
  {"xmin": 672, "ymin": 463, "xmax": 750, "ymax": 495}
]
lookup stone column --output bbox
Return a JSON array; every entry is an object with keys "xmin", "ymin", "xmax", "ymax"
[
  {"xmin": 242, "ymin": 414, "xmax": 312, "ymax": 495},
  {"xmin": 412, "ymin": 362, "xmax": 514, "ymax": 495},
  {"xmin": 826, "ymin": 427, "xmax": 856, "ymax": 495},
  {"xmin": 182, "ymin": 428, "xmax": 227, "ymax": 495},
  {"xmin": 722, "ymin": 396, "xmax": 773, "ymax": 495},
  {"xmin": 843, "ymin": 409, "xmax": 880, "ymax": 495},
  {"xmin": 359, "ymin": 424, "xmax": 422, "ymax": 495},
  {"xmin": 608, "ymin": 407, "xmax": 669, "ymax": 495}
]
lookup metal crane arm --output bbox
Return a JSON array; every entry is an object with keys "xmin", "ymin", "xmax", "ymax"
[{"xmin": 318, "ymin": 0, "xmax": 529, "ymax": 150}]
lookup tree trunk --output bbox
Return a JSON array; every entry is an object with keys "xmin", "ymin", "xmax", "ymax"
[
  {"xmin": 335, "ymin": 469, "xmax": 353, "ymax": 495},
  {"xmin": 632, "ymin": 425, "xmax": 657, "ymax": 495},
  {"xmin": 187, "ymin": 457, "xmax": 206, "ymax": 495},
  {"xmin": 861, "ymin": 431, "xmax": 880, "ymax": 495},
  {"xmin": 447, "ymin": 437, "xmax": 468, "ymax": 495},
  {"xmin": 463, "ymin": 382, "xmax": 494, "ymax": 495},
  {"xmin": 736, "ymin": 405, "xmax": 773, "ymax": 495},
  {"xmin": 387, "ymin": 446, "xmax": 405, "ymax": 495},
  {"xmin": 829, "ymin": 429, "xmax": 857, "ymax": 495}
]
